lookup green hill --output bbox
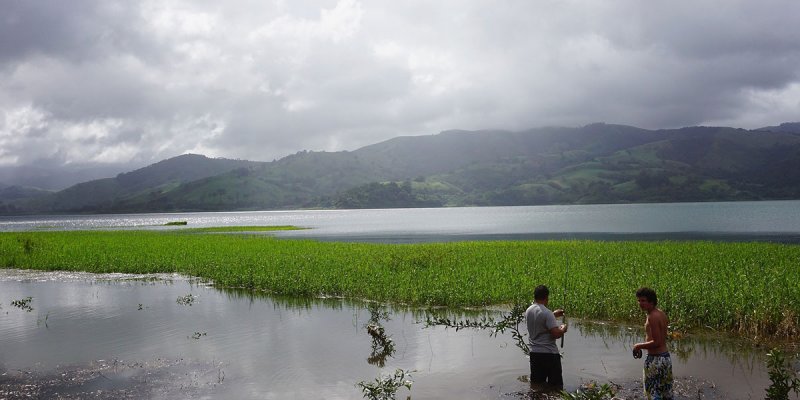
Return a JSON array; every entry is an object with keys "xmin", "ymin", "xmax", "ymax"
[
  {"xmin": 3, "ymin": 123, "xmax": 800, "ymax": 214},
  {"xmin": 8, "ymin": 154, "xmax": 258, "ymax": 213}
]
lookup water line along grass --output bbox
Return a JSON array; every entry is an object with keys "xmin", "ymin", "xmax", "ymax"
[{"xmin": 1, "ymin": 228, "xmax": 798, "ymax": 339}]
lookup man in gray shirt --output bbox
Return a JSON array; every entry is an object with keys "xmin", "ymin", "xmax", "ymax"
[{"xmin": 525, "ymin": 285, "xmax": 568, "ymax": 389}]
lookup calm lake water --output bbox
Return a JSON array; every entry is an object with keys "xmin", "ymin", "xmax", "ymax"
[
  {"xmin": 2, "ymin": 200, "xmax": 800, "ymax": 243},
  {"xmin": 0, "ymin": 270, "xmax": 773, "ymax": 399},
  {"xmin": 2, "ymin": 202, "xmax": 799, "ymax": 398}
]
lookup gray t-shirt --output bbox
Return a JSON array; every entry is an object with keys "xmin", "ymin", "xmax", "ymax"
[{"xmin": 525, "ymin": 302, "xmax": 559, "ymax": 354}]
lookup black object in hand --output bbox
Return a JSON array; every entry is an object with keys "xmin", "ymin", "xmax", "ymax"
[{"xmin": 633, "ymin": 348, "xmax": 643, "ymax": 359}]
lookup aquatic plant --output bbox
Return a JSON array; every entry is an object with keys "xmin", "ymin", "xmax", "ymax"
[
  {"xmin": 424, "ymin": 302, "xmax": 529, "ymax": 355},
  {"xmin": 365, "ymin": 303, "xmax": 395, "ymax": 367},
  {"xmin": 189, "ymin": 332, "xmax": 207, "ymax": 340},
  {"xmin": 766, "ymin": 348, "xmax": 799, "ymax": 400},
  {"xmin": 357, "ymin": 368, "xmax": 413, "ymax": 400},
  {"xmin": 11, "ymin": 296, "xmax": 33, "ymax": 312},
  {"xmin": 37, "ymin": 312, "xmax": 50, "ymax": 328},
  {"xmin": 181, "ymin": 225, "xmax": 304, "ymax": 233},
  {"xmin": 1, "ymin": 230, "xmax": 799, "ymax": 338},
  {"xmin": 559, "ymin": 381, "xmax": 617, "ymax": 400},
  {"xmin": 176, "ymin": 294, "xmax": 196, "ymax": 306}
]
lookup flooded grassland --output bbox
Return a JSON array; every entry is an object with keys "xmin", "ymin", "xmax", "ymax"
[
  {"xmin": 1, "ymin": 228, "xmax": 799, "ymax": 399},
  {"xmin": 0, "ymin": 269, "xmax": 792, "ymax": 399}
]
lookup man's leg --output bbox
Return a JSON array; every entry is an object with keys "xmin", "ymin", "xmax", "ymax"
[
  {"xmin": 546, "ymin": 353, "xmax": 563, "ymax": 389},
  {"xmin": 530, "ymin": 353, "xmax": 548, "ymax": 384},
  {"xmin": 644, "ymin": 354, "xmax": 674, "ymax": 400}
]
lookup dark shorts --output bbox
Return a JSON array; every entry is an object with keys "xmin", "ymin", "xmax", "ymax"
[
  {"xmin": 644, "ymin": 352, "xmax": 674, "ymax": 400},
  {"xmin": 529, "ymin": 352, "xmax": 563, "ymax": 388}
]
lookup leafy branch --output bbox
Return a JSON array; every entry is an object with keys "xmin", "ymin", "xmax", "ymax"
[
  {"xmin": 766, "ymin": 348, "xmax": 800, "ymax": 400},
  {"xmin": 365, "ymin": 303, "xmax": 395, "ymax": 367},
  {"xmin": 423, "ymin": 302, "xmax": 529, "ymax": 355},
  {"xmin": 357, "ymin": 368, "xmax": 413, "ymax": 400}
]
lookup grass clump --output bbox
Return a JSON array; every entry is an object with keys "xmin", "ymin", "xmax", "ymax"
[
  {"xmin": 181, "ymin": 225, "xmax": 304, "ymax": 233},
  {"xmin": 1, "ymin": 230, "xmax": 799, "ymax": 338}
]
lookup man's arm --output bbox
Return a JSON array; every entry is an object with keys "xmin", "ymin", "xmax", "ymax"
[
  {"xmin": 634, "ymin": 312, "xmax": 667, "ymax": 351},
  {"xmin": 546, "ymin": 309, "xmax": 567, "ymax": 338},
  {"xmin": 549, "ymin": 324, "xmax": 568, "ymax": 339}
]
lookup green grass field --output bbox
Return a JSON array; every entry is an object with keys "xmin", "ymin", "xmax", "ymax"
[{"xmin": 1, "ymin": 228, "xmax": 798, "ymax": 338}]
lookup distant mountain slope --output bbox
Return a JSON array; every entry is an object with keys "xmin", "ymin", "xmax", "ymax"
[
  {"xmin": 3, "ymin": 123, "xmax": 800, "ymax": 214},
  {"xmin": 12, "ymin": 154, "xmax": 258, "ymax": 213},
  {"xmin": 352, "ymin": 124, "xmax": 656, "ymax": 178},
  {"xmin": 757, "ymin": 122, "xmax": 800, "ymax": 135},
  {"xmin": 431, "ymin": 126, "xmax": 800, "ymax": 206},
  {"xmin": 0, "ymin": 185, "xmax": 51, "ymax": 202},
  {"xmin": 0, "ymin": 162, "xmax": 144, "ymax": 191}
]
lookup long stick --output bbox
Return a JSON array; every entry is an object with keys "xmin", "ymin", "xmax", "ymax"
[{"xmin": 561, "ymin": 252, "xmax": 568, "ymax": 348}]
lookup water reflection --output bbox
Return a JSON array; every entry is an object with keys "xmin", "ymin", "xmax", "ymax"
[
  {"xmin": 4, "ymin": 202, "xmax": 800, "ymax": 244},
  {"xmin": 364, "ymin": 303, "xmax": 396, "ymax": 368},
  {"xmin": 577, "ymin": 319, "xmax": 765, "ymax": 372},
  {"xmin": 0, "ymin": 269, "xmax": 790, "ymax": 399}
]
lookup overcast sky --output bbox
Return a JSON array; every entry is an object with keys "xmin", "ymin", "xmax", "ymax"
[{"xmin": 1, "ymin": 0, "xmax": 799, "ymax": 167}]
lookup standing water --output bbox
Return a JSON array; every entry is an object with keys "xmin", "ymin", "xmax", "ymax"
[{"xmin": 0, "ymin": 269, "xmax": 775, "ymax": 399}]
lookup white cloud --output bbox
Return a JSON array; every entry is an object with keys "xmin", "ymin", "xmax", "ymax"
[
  {"xmin": 2, "ymin": 105, "xmax": 49, "ymax": 138},
  {"xmin": 1, "ymin": 0, "xmax": 799, "ymax": 167}
]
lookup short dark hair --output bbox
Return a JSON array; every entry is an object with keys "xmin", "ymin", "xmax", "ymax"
[
  {"xmin": 534, "ymin": 285, "xmax": 549, "ymax": 301},
  {"xmin": 636, "ymin": 287, "xmax": 658, "ymax": 306}
]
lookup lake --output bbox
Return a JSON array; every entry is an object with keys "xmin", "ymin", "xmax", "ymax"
[
  {"xmin": 0, "ymin": 269, "xmax": 772, "ymax": 399},
  {"xmin": 2, "ymin": 200, "xmax": 800, "ymax": 243},
  {"xmin": 2, "ymin": 201, "xmax": 799, "ymax": 398}
]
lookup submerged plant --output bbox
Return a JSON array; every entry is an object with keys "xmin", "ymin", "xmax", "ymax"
[
  {"xmin": 37, "ymin": 312, "xmax": 50, "ymax": 328},
  {"xmin": 766, "ymin": 348, "xmax": 800, "ymax": 400},
  {"xmin": 177, "ymin": 294, "xmax": 196, "ymax": 306},
  {"xmin": 366, "ymin": 323, "xmax": 395, "ymax": 367},
  {"xmin": 424, "ymin": 302, "xmax": 529, "ymax": 355},
  {"xmin": 189, "ymin": 332, "xmax": 207, "ymax": 340},
  {"xmin": 365, "ymin": 303, "xmax": 395, "ymax": 367},
  {"xmin": 11, "ymin": 296, "xmax": 33, "ymax": 312},
  {"xmin": 357, "ymin": 368, "xmax": 413, "ymax": 400}
]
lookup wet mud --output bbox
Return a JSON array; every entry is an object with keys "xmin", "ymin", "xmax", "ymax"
[{"xmin": 505, "ymin": 376, "xmax": 726, "ymax": 399}]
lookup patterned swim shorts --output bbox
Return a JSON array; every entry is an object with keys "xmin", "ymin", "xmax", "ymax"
[{"xmin": 643, "ymin": 352, "xmax": 673, "ymax": 400}]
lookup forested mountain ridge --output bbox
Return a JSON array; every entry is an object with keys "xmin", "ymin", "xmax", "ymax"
[
  {"xmin": 6, "ymin": 154, "xmax": 258, "ymax": 213},
  {"xmin": 3, "ymin": 123, "xmax": 800, "ymax": 214}
]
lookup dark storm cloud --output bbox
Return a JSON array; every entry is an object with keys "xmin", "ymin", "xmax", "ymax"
[
  {"xmin": 1, "ymin": 0, "xmax": 799, "ymax": 168},
  {"xmin": 0, "ymin": 0, "xmax": 152, "ymax": 65}
]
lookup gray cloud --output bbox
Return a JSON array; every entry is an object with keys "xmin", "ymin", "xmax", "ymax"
[{"xmin": 1, "ymin": 0, "xmax": 799, "ymax": 168}]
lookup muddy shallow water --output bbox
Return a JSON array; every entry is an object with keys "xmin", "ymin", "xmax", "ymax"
[{"xmin": 0, "ymin": 269, "xmax": 786, "ymax": 399}]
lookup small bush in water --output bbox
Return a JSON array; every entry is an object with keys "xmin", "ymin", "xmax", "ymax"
[
  {"xmin": 766, "ymin": 348, "xmax": 799, "ymax": 400},
  {"xmin": 357, "ymin": 368, "xmax": 413, "ymax": 400}
]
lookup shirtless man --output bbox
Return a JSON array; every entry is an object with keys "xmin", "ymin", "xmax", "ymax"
[{"xmin": 633, "ymin": 287, "xmax": 673, "ymax": 400}]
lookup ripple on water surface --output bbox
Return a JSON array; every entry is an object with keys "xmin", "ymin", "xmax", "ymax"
[{"xmin": 0, "ymin": 269, "xmax": 781, "ymax": 399}]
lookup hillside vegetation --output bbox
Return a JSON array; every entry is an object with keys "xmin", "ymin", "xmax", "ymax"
[{"xmin": 3, "ymin": 122, "xmax": 800, "ymax": 214}]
